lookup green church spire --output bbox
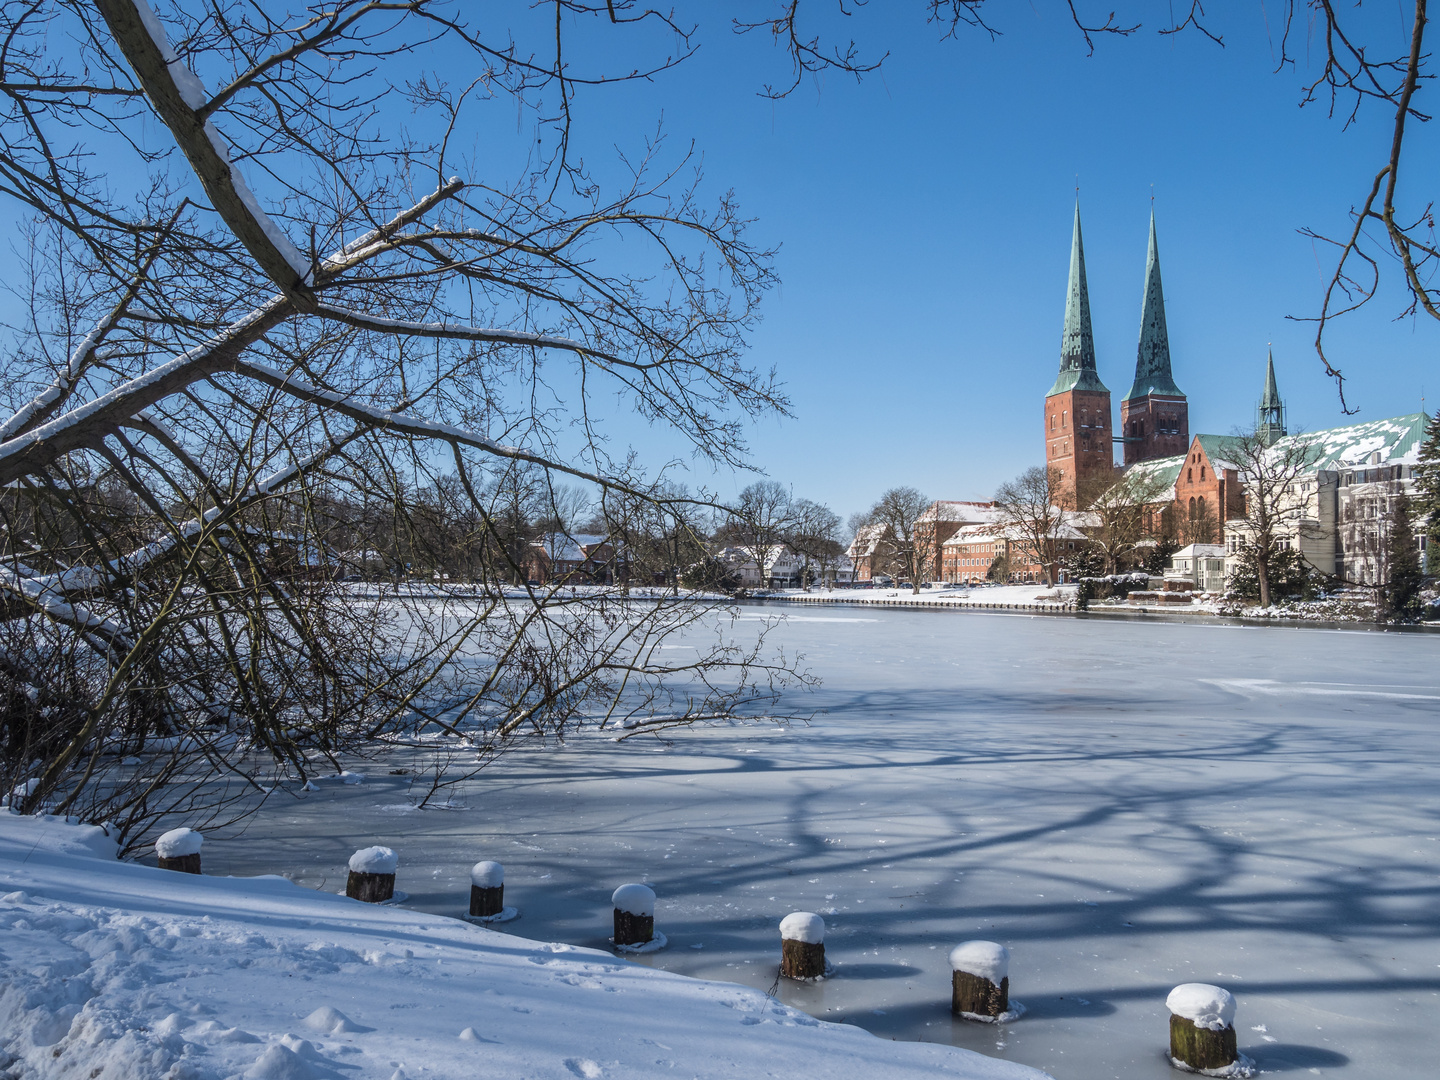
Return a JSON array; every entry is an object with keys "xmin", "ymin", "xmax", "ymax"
[
  {"xmin": 1257, "ymin": 349, "xmax": 1287, "ymax": 444},
  {"xmin": 1124, "ymin": 210, "xmax": 1184, "ymax": 401},
  {"xmin": 1048, "ymin": 201, "xmax": 1109, "ymax": 396}
]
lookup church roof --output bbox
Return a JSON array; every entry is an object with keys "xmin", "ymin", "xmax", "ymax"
[
  {"xmin": 1048, "ymin": 202, "xmax": 1110, "ymax": 397},
  {"xmin": 1124, "ymin": 211, "xmax": 1185, "ymax": 401},
  {"xmin": 1259, "ymin": 351, "xmax": 1282, "ymax": 409}
]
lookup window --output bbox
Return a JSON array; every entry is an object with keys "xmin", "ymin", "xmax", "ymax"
[
  {"xmin": 1062, "ymin": 410, "xmax": 1067, "ymax": 428},
  {"xmin": 1200, "ymin": 466, "xmax": 1206, "ymax": 480},
  {"xmin": 1187, "ymin": 468, "xmax": 1193, "ymax": 482}
]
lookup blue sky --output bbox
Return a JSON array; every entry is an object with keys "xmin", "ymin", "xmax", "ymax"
[{"xmin": 553, "ymin": 4, "xmax": 1437, "ymax": 519}]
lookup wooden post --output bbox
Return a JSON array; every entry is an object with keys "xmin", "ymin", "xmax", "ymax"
[
  {"xmin": 949, "ymin": 941, "xmax": 1009, "ymax": 1019},
  {"xmin": 470, "ymin": 860, "xmax": 504, "ymax": 917},
  {"xmin": 346, "ymin": 845, "xmax": 397, "ymax": 903},
  {"xmin": 155, "ymin": 827, "xmax": 203, "ymax": 874},
  {"xmin": 1167, "ymin": 984, "xmax": 1241, "ymax": 1073},
  {"xmin": 612, "ymin": 883, "xmax": 655, "ymax": 946},
  {"xmin": 779, "ymin": 912, "xmax": 826, "ymax": 979}
]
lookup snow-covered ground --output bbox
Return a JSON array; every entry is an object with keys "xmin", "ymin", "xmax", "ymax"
[
  {"xmin": 11, "ymin": 608, "xmax": 1438, "ymax": 1078},
  {"xmin": 764, "ymin": 584, "xmax": 1076, "ymax": 607},
  {"xmin": 0, "ymin": 813, "xmax": 1047, "ymax": 1080}
]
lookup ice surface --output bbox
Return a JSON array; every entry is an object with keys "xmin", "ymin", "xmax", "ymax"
[
  {"xmin": 612, "ymin": 882, "xmax": 655, "ymax": 916},
  {"xmin": 1167, "ymin": 984, "xmax": 1235, "ymax": 1031},
  {"xmin": 150, "ymin": 605, "xmax": 1440, "ymax": 1078},
  {"xmin": 780, "ymin": 911, "xmax": 825, "ymax": 943},
  {"xmin": 470, "ymin": 860, "xmax": 503, "ymax": 887},
  {"xmin": 950, "ymin": 940, "xmax": 1009, "ymax": 983},
  {"xmin": 155, "ymin": 827, "xmax": 203, "ymax": 858},
  {"xmin": 347, "ymin": 846, "xmax": 397, "ymax": 874}
]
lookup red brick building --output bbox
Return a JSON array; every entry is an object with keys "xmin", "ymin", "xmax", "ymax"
[{"xmin": 1045, "ymin": 203, "xmax": 1115, "ymax": 501}]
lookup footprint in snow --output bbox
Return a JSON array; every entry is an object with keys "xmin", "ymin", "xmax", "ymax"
[{"xmin": 565, "ymin": 1059, "xmax": 605, "ymax": 1079}]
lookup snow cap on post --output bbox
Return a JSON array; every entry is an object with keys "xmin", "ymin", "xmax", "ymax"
[
  {"xmin": 611, "ymin": 883, "xmax": 655, "ymax": 916},
  {"xmin": 470, "ymin": 861, "xmax": 504, "ymax": 888},
  {"xmin": 779, "ymin": 911, "xmax": 825, "ymax": 944},
  {"xmin": 949, "ymin": 940, "xmax": 1009, "ymax": 983},
  {"xmin": 155, "ymin": 827, "xmax": 204, "ymax": 858},
  {"xmin": 1166, "ymin": 983, "xmax": 1235, "ymax": 1031},
  {"xmin": 348, "ymin": 846, "xmax": 398, "ymax": 875}
]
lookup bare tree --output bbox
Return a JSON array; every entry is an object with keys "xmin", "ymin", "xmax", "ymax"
[
  {"xmin": 867, "ymin": 487, "xmax": 930, "ymax": 594},
  {"xmin": 1225, "ymin": 429, "xmax": 1322, "ymax": 608},
  {"xmin": 0, "ymin": 1, "xmax": 812, "ymax": 851},
  {"xmin": 1081, "ymin": 467, "xmax": 1170, "ymax": 574},
  {"xmin": 731, "ymin": 480, "xmax": 795, "ymax": 589},
  {"xmin": 993, "ymin": 467, "xmax": 1069, "ymax": 587},
  {"xmin": 787, "ymin": 498, "xmax": 843, "ymax": 589}
]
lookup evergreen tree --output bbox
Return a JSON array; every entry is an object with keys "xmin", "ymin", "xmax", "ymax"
[
  {"xmin": 1382, "ymin": 493, "xmax": 1423, "ymax": 622},
  {"xmin": 1415, "ymin": 408, "xmax": 1440, "ymax": 571}
]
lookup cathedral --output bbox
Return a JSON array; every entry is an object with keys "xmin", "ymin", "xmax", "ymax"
[{"xmin": 1044, "ymin": 203, "xmax": 1190, "ymax": 497}]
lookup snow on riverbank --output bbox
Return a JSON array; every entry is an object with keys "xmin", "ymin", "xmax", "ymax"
[
  {"xmin": 0, "ymin": 813, "xmax": 1049, "ymax": 1080},
  {"xmin": 759, "ymin": 584, "xmax": 1077, "ymax": 608}
]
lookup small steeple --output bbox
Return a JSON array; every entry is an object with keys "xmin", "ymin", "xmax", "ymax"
[
  {"xmin": 1124, "ymin": 209, "xmax": 1184, "ymax": 401},
  {"xmin": 1048, "ymin": 200, "xmax": 1109, "ymax": 396},
  {"xmin": 1257, "ymin": 348, "xmax": 1287, "ymax": 444}
]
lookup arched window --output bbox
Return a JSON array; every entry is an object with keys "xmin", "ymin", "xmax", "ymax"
[
  {"xmin": 1188, "ymin": 497, "xmax": 1196, "ymax": 518},
  {"xmin": 1197, "ymin": 496, "xmax": 1207, "ymax": 518},
  {"xmin": 1062, "ymin": 410, "xmax": 1067, "ymax": 428},
  {"xmin": 1187, "ymin": 468, "xmax": 1193, "ymax": 482}
]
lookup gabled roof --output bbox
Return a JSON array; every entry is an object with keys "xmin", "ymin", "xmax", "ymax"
[{"xmin": 1194, "ymin": 433, "xmax": 1250, "ymax": 471}]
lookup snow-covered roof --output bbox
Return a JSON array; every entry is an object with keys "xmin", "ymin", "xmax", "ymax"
[
  {"xmin": 1172, "ymin": 543, "xmax": 1226, "ymax": 558},
  {"xmin": 533, "ymin": 533, "xmax": 609, "ymax": 562},
  {"xmin": 917, "ymin": 500, "xmax": 1002, "ymax": 524},
  {"xmin": 1277, "ymin": 412, "xmax": 1428, "ymax": 471},
  {"xmin": 846, "ymin": 523, "xmax": 892, "ymax": 558}
]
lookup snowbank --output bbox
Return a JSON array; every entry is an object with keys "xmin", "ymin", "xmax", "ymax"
[
  {"xmin": 347, "ymin": 845, "xmax": 397, "ymax": 874},
  {"xmin": 1167, "ymin": 983, "xmax": 1235, "ymax": 1031},
  {"xmin": 0, "ymin": 814, "xmax": 1049, "ymax": 1080},
  {"xmin": 949, "ymin": 941, "xmax": 1009, "ymax": 983},
  {"xmin": 154, "ymin": 827, "xmax": 203, "ymax": 858},
  {"xmin": 470, "ymin": 860, "xmax": 503, "ymax": 887},
  {"xmin": 779, "ymin": 911, "xmax": 825, "ymax": 943},
  {"xmin": 611, "ymin": 882, "xmax": 655, "ymax": 916}
]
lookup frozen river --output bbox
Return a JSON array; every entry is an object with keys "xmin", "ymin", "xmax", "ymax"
[{"xmin": 209, "ymin": 606, "xmax": 1440, "ymax": 1079}]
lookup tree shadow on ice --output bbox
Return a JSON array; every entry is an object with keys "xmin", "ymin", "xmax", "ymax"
[{"xmin": 1248, "ymin": 1044, "xmax": 1350, "ymax": 1071}]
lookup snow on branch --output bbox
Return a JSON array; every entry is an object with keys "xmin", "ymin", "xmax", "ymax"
[
  {"xmin": 96, "ymin": 0, "xmax": 312, "ymax": 294},
  {"xmin": 0, "ymin": 296, "xmax": 290, "ymax": 487}
]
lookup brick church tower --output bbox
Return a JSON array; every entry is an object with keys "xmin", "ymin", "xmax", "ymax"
[
  {"xmin": 1045, "ymin": 202, "xmax": 1113, "ymax": 500},
  {"xmin": 1119, "ymin": 211, "xmax": 1189, "ymax": 465}
]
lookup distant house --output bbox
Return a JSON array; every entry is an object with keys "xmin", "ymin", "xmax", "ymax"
[
  {"xmin": 1169, "ymin": 543, "xmax": 1227, "ymax": 593},
  {"xmin": 940, "ymin": 521, "xmax": 1088, "ymax": 585},
  {"xmin": 914, "ymin": 501, "xmax": 1004, "ymax": 582},
  {"xmin": 846, "ymin": 523, "xmax": 895, "ymax": 582},
  {"xmin": 524, "ymin": 533, "xmax": 614, "ymax": 585}
]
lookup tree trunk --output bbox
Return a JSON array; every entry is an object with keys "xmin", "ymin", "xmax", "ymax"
[
  {"xmin": 613, "ymin": 909, "xmax": 653, "ymax": 946},
  {"xmin": 470, "ymin": 884, "xmax": 504, "ymax": 917},
  {"xmin": 781, "ymin": 938, "xmax": 826, "ymax": 979},
  {"xmin": 346, "ymin": 870, "xmax": 395, "ymax": 903},
  {"xmin": 1169, "ymin": 1014, "xmax": 1238, "ymax": 1072},
  {"xmin": 952, "ymin": 971, "xmax": 1009, "ymax": 1017},
  {"xmin": 1256, "ymin": 554, "xmax": 1271, "ymax": 607},
  {"xmin": 158, "ymin": 853, "xmax": 201, "ymax": 874}
]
